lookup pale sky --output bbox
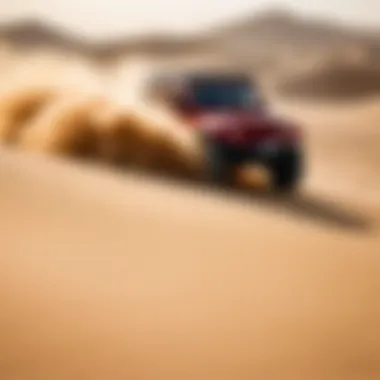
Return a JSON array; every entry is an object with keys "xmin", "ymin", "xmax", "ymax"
[{"xmin": 0, "ymin": 0, "xmax": 379, "ymax": 39}]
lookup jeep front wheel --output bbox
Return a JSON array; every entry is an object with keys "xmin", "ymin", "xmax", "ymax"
[{"xmin": 270, "ymin": 148, "xmax": 303, "ymax": 192}]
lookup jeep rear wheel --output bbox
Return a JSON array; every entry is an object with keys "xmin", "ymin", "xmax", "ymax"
[{"xmin": 203, "ymin": 138, "xmax": 234, "ymax": 187}]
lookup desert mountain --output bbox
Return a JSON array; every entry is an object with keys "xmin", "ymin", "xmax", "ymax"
[
  {"xmin": 0, "ymin": 10, "xmax": 379, "ymax": 60},
  {"xmin": 0, "ymin": 18, "xmax": 213, "ymax": 60},
  {"xmin": 212, "ymin": 9, "xmax": 379, "ymax": 46}
]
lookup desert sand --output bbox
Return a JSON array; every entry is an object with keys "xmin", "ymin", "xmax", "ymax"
[
  {"xmin": 0, "ymin": 16, "xmax": 379, "ymax": 375},
  {"xmin": 1, "ymin": 90, "xmax": 380, "ymax": 380}
]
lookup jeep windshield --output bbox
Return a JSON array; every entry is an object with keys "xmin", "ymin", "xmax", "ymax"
[{"xmin": 191, "ymin": 78, "xmax": 260, "ymax": 110}]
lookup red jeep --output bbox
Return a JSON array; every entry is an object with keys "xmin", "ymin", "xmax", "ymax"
[{"xmin": 150, "ymin": 71, "xmax": 304, "ymax": 191}]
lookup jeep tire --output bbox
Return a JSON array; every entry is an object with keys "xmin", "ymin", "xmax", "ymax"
[
  {"xmin": 270, "ymin": 148, "xmax": 302, "ymax": 192},
  {"xmin": 203, "ymin": 137, "xmax": 234, "ymax": 187}
]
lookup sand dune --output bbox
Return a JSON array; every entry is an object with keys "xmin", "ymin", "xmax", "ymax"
[
  {"xmin": 1, "ymin": 92, "xmax": 380, "ymax": 379},
  {"xmin": 1, "ymin": 137, "xmax": 380, "ymax": 380},
  {"xmin": 277, "ymin": 60, "xmax": 380, "ymax": 99},
  {"xmin": 0, "ymin": 50, "xmax": 380, "ymax": 379}
]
